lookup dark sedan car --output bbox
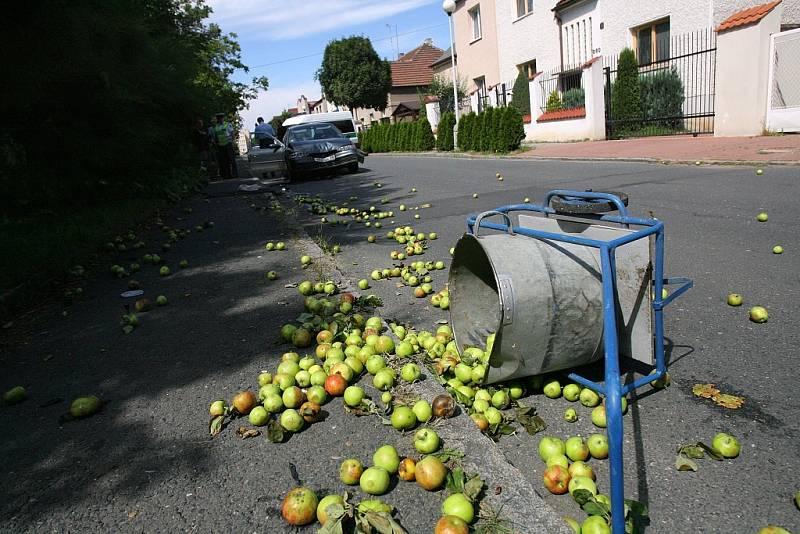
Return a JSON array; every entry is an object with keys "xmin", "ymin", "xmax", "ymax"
[{"xmin": 283, "ymin": 122, "xmax": 365, "ymax": 179}]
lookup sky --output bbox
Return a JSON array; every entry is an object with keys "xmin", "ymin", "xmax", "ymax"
[{"xmin": 206, "ymin": 0, "xmax": 452, "ymax": 129}]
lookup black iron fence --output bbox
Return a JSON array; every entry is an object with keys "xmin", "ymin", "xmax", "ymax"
[
  {"xmin": 603, "ymin": 28, "xmax": 716, "ymax": 139},
  {"xmin": 538, "ymin": 63, "xmax": 585, "ymax": 116}
]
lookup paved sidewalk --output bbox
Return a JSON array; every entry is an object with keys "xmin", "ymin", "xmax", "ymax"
[{"xmin": 523, "ymin": 134, "xmax": 800, "ymax": 164}]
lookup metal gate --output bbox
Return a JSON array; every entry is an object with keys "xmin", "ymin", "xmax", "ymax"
[
  {"xmin": 604, "ymin": 28, "xmax": 716, "ymax": 139},
  {"xmin": 766, "ymin": 28, "xmax": 800, "ymax": 132}
]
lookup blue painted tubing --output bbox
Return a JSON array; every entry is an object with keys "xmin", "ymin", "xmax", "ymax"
[
  {"xmin": 467, "ymin": 191, "xmax": 692, "ymax": 534},
  {"xmin": 600, "ymin": 245, "xmax": 627, "ymax": 534}
]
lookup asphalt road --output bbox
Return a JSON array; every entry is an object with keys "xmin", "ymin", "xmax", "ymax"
[
  {"xmin": 285, "ymin": 154, "xmax": 800, "ymax": 533},
  {"xmin": 0, "ymin": 154, "xmax": 798, "ymax": 534}
]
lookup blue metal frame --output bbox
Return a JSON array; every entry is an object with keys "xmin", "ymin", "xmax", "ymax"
[{"xmin": 465, "ymin": 190, "xmax": 692, "ymax": 534}]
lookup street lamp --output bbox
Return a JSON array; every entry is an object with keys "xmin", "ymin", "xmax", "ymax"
[{"xmin": 442, "ymin": 0, "xmax": 460, "ymax": 147}]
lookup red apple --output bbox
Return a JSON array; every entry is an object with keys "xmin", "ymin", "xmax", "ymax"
[{"xmin": 543, "ymin": 465, "xmax": 571, "ymax": 494}]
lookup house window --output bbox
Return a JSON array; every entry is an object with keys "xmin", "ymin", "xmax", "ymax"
[
  {"xmin": 474, "ymin": 76, "xmax": 487, "ymax": 112},
  {"xmin": 516, "ymin": 0, "xmax": 533, "ymax": 18},
  {"xmin": 469, "ymin": 5, "xmax": 482, "ymax": 41},
  {"xmin": 518, "ymin": 59, "xmax": 537, "ymax": 79},
  {"xmin": 633, "ymin": 18, "xmax": 670, "ymax": 65}
]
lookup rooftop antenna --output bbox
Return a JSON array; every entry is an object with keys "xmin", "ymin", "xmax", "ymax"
[{"xmin": 386, "ymin": 23, "xmax": 400, "ymax": 58}]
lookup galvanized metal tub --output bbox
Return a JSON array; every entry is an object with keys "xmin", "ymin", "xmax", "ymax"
[{"xmin": 448, "ymin": 216, "xmax": 604, "ymax": 384}]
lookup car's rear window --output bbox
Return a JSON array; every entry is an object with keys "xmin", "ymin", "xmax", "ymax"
[{"xmin": 287, "ymin": 123, "xmax": 344, "ymax": 143}]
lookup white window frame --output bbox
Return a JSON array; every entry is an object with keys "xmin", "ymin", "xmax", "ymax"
[
  {"xmin": 469, "ymin": 5, "xmax": 482, "ymax": 41},
  {"xmin": 516, "ymin": 0, "xmax": 534, "ymax": 19}
]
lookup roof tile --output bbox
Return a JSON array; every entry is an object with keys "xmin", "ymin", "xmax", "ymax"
[
  {"xmin": 537, "ymin": 107, "xmax": 586, "ymax": 122},
  {"xmin": 716, "ymin": 1, "xmax": 781, "ymax": 32},
  {"xmin": 391, "ymin": 42, "xmax": 444, "ymax": 87}
]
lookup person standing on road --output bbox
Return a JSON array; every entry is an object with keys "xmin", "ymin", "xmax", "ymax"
[
  {"xmin": 253, "ymin": 117, "xmax": 275, "ymax": 144},
  {"xmin": 192, "ymin": 118, "xmax": 212, "ymax": 177},
  {"xmin": 212, "ymin": 113, "xmax": 238, "ymax": 180}
]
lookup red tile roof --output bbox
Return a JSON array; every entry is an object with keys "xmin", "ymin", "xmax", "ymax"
[
  {"xmin": 391, "ymin": 42, "xmax": 444, "ymax": 87},
  {"xmin": 716, "ymin": 1, "xmax": 781, "ymax": 32},
  {"xmin": 537, "ymin": 107, "xmax": 586, "ymax": 122}
]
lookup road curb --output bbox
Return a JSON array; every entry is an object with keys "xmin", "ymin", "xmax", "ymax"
[
  {"xmin": 368, "ymin": 151, "xmax": 800, "ymax": 167},
  {"xmin": 275, "ymin": 189, "xmax": 572, "ymax": 534}
]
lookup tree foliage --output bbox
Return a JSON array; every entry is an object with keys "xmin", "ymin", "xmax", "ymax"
[
  {"xmin": 436, "ymin": 112, "xmax": 456, "ymax": 151},
  {"xmin": 426, "ymin": 74, "xmax": 467, "ymax": 114},
  {"xmin": 0, "ymin": 0, "xmax": 265, "ymax": 216},
  {"xmin": 316, "ymin": 36, "xmax": 392, "ymax": 112},
  {"xmin": 270, "ymin": 109, "xmax": 295, "ymax": 140},
  {"xmin": 611, "ymin": 48, "xmax": 642, "ymax": 129},
  {"xmin": 510, "ymin": 70, "xmax": 531, "ymax": 116}
]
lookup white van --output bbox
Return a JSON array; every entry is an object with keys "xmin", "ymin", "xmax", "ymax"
[{"xmin": 282, "ymin": 111, "xmax": 359, "ymax": 145}]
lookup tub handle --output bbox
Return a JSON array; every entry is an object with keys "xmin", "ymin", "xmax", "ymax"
[
  {"xmin": 497, "ymin": 274, "xmax": 515, "ymax": 326},
  {"xmin": 474, "ymin": 211, "xmax": 514, "ymax": 238}
]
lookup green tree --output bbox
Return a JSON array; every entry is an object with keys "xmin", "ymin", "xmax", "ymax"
[
  {"xmin": 426, "ymin": 74, "xmax": 467, "ymax": 114},
  {"xmin": 316, "ymin": 36, "xmax": 392, "ymax": 116},
  {"xmin": 546, "ymin": 90, "xmax": 562, "ymax": 112},
  {"xmin": 417, "ymin": 119, "xmax": 436, "ymax": 151},
  {"xmin": 510, "ymin": 70, "xmax": 531, "ymax": 116},
  {"xmin": 270, "ymin": 109, "xmax": 294, "ymax": 140},
  {"xmin": 611, "ymin": 48, "xmax": 642, "ymax": 131},
  {"xmin": 0, "ymin": 0, "xmax": 265, "ymax": 216},
  {"xmin": 436, "ymin": 112, "xmax": 455, "ymax": 151}
]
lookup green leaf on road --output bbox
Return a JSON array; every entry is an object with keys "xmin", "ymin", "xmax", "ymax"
[
  {"xmin": 209, "ymin": 415, "xmax": 225, "ymax": 437},
  {"xmin": 463, "ymin": 474, "xmax": 486, "ymax": 502},
  {"xmin": 445, "ymin": 467, "xmax": 465, "ymax": 494},
  {"xmin": 432, "ymin": 448, "xmax": 465, "ymax": 463},
  {"xmin": 675, "ymin": 454, "xmax": 698, "ymax": 471},
  {"xmin": 317, "ymin": 503, "xmax": 346, "ymax": 534},
  {"xmin": 515, "ymin": 405, "xmax": 547, "ymax": 436},
  {"xmin": 266, "ymin": 419, "xmax": 285, "ymax": 443}
]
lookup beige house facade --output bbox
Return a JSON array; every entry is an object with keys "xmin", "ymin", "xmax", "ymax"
[{"xmin": 450, "ymin": 0, "xmax": 503, "ymax": 111}]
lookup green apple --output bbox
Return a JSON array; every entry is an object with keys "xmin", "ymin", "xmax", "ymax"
[
  {"xmin": 756, "ymin": 212, "xmax": 768, "ymax": 222},
  {"xmin": 414, "ymin": 428, "xmax": 441, "ymax": 453},
  {"xmin": 300, "ymin": 255, "xmax": 312, "ymax": 265},
  {"xmin": 749, "ymin": 305, "xmax": 769, "ymax": 323},
  {"xmin": 306, "ymin": 385, "xmax": 327, "ymax": 405},
  {"xmin": 258, "ymin": 371, "xmax": 274, "ymax": 387},
  {"xmin": 360, "ymin": 466, "xmax": 390, "ymax": 495},
  {"xmin": 279, "ymin": 408, "xmax": 304, "ymax": 432},
  {"xmin": 294, "ymin": 370, "xmax": 311, "ymax": 388},
  {"xmin": 441, "ymin": 493, "xmax": 474, "ymax": 524},
  {"xmin": 538, "ymin": 436, "xmax": 566, "ymax": 462},
  {"xmin": 358, "ymin": 279, "xmax": 370, "ymax": 290},
  {"xmin": 373, "ymin": 445, "xmax": 400, "ymax": 473},
  {"xmin": 772, "ymin": 245, "xmax": 783, "ymax": 254},
  {"xmin": 412, "ymin": 399, "xmax": 432, "ymax": 422},
  {"xmin": 156, "ymin": 295, "xmax": 168, "ymax": 306},
  {"xmin": 491, "ymin": 390, "xmax": 510, "ymax": 409},
  {"xmin": 381, "ymin": 392, "xmax": 393, "ymax": 404},
  {"xmin": 568, "ymin": 461, "xmax": 595, "ymax": 481},
  {"xmin": 366, "ymin": 355, "xmax": 386, "ymax": 375},
  {"xmin": 568, "ymin": 475, "xmax": 597, "ymax": 499},
  {"xmin": 591, "ymin": 405, "xmax": 607, "ymax": 428},
  {"xmin": 564, "ymin": 408, "xmax": 578, "ymax": 422},
  {"xmin": 587, "ymin": 434, "xmax": 609, "ymax": 459},
  {"xmin": 563, "ymin": 517, "xmax": 581, "ymax": 534},
  {"xmin": 727, "ymin": 293, "xmax": 743, "ymax": 306},
  {"xmin": 565, "ymin": 436, "xmax": 590, "ymax": 462},
  {"xmin": 711, "ymin": 432, "xmax": 741, "ymax": 458},
  {"xmin": 484, "ymin": 406, "xmax": 502, "ymax": 426},
  {"xmin": 262, "ymin": 393, "xmax": 284, "ymax": 413},
  {"xmin": 159, "ymin": 266, "xmax": 170, "ymax": 276},
  {"xmin": 472, "ymin": 399, "xmax": 489, "ymax": 413},
  {"xmin": 757, "ymin": 527, "xmax": 792, "ymax": 534},
  {"xmin": 316, "ymin": 494, "xmax": 344, "ymax": 525},
  {"xmin": 3, "ymin": 386, "xmax": 27, "ymax": 405},
  {"xmin": 546, "ymin": 454, "xmax": 570, "ymax": 469},
  {"xmin": 454, "ymin": 363, "xmax": 473, "ymax": 384},
  {"xmin": 581, "ymin": 516, "xmax": 611, "ymax": 534},
  {"xmin": 391, "ymin": 405, "xmax": 417, "ymax": 430},
  {"xmin": 248, "ymin": 406, "xmax": 268, "ymax": 426},
  {"xmin": 401, "ymin": 362, "xmax": 421, "ymax": 382},
  {"xmin": 543, "ymin": 380, "xmax": 561, "ymax": 399},
  {"xmin": 563, "ymin": 383, "xmax": 581, "ymax": 402},
  {"xmin": 343, "ymin": 386, "xmax": 365, "ymax": 407},
  {"xmin": 373, "ymin": 369, "xmax": 395, "ymax": 391},
  {"xmin": 579, "ymin": 388, "xmax": 601, "ymax": 407},
  {"xmin": 310, "ymin": 370, "xmax": 327, "ymax": 387}
]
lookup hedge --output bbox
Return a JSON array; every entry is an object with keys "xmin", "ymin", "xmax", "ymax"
[
  {"xmin": 457, "ymin": 106, "xmax": 524, "ymax": 153},
  {"xmin": 639, "ymin": 67, "xmax": 684, "ymax": 129},
  {"xmin": 436, "ymin": 112, "xmax": 455, "ymax": 151},
  {"xmin": 359, "ymin": 119, "xmax": 436, "ymax": 153}
]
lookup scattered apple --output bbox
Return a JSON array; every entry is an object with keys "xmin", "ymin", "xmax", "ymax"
[
  {"xmin": 582, "ymin": 515, "xmax": 611, "ymax": 534},
  {"xmin": 538, "ymin": 436, "xmax": 566, "ymax": 462},
  {"xmin": 756, "ymin": 212, "xmax": 768, "ymax": 222},
  {"xmin": 749, "ymin": 305, "xmax": 769, "ymax": 323},
  {"xmin": 543, "ymin": 464, "xmax": 571, "ymax": 494},
  {"xmin": 442, "ymin": 493, "xmax": 474, "ymax": 524},
  {"xmin": 339, "ymin": 458, "xmax": 363, "ymax": 485},
  {"xmin": 316, "ymin": 494, "xmax": 344, "ymax": 525},
  {"xmin": 343, "ymin": 386, "xmax": 365, "ymax": 407},
  {"xmin": 435, "ymin": 515, "xmax": 469, "ymax": 534},
  {"xmin": 591, "ymin": 405, "xmax": 607, "ymax": 428},
  {"xmin": 543, "ymin": 380, "xmax": 562, "ymax": 399},
  {"xmin": 587, "ymin": 434, "xmax": 609, "ymax": 459},
  {"xmin": 564, "ymin": 408, "xmax": 578, "ymax": 422},
  {"xmin": 281, "ymin": 487, "xmax": 318, "ymax": 526},
  {"xmin": 727, "ymin": 293, "xmax": 743, "ymax": 306},
  {"xmin": 563, "ymin": 383, "xmax": 580, "ymax": 402},
  {"xmin": 711, "ymin": 432, "xmax": 741, "ymax": 458},
  {"xmin": 415, "ymin": 455, "xmax": 448, "ymax": 490},
  {"xmin": 579, "ymin": 388, "xmax": 601, "ymax": 407},
  {"xmin": 565, "ymin": 436, "xmax": 590, "ymax": 462}
]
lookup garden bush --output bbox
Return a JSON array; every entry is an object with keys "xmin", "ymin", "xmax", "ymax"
[{"xmin": 639, "ymin": 67, "xmax": 684, "ymax": 129}]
